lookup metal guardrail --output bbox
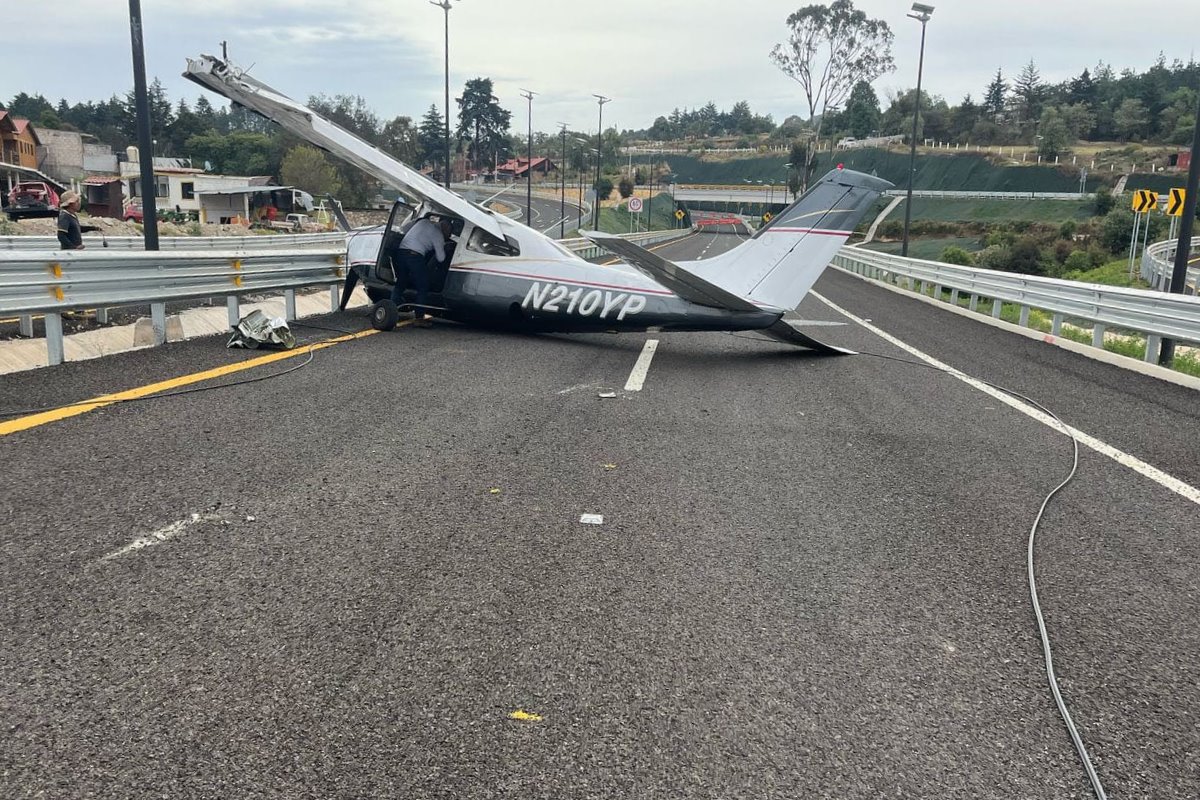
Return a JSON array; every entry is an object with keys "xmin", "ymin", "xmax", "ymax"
[
  {"xmin": 884, "ymin": 190, "xmax": 1090, "ymax": 200},
  {"xmin": 0, "ymin": 231, "xmax": 346, "ymax": 251},
  {"xmin": 561, "ymin": 227, "xmax": 692, "ymax": 259},
  {"xmin": 834, "ymin": 247, "xmax": 1200, "ymax": 363},
  {"xmin": 1, "ymin": 227, "xmax": 694, "ymax": 368},
  {"xmin": 1141, "ymin": 236, "xmax": 1199, "ymax": 292},
  {"xmin": 1, "ymin": 248, "xmax": 346, "ymax": 365}
]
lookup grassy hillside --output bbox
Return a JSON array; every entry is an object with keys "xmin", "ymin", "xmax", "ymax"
[
  {"xmin": 662, "ymin": 149, "xmax": 1109, "ymax": 192},
  {"xmin": 592, "ymin": 192, "xmax": 682, "ymax": 235},
  {"xmin": 904, "ymin": 197, "xmax": 1095, "ymax": 223}
]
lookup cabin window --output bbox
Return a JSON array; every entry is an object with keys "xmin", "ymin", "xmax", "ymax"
[
  {"xmin": 466, "ymin": 226, "xmax": 520, "ymax": 257},
  {"xmin": 181, "ymin": 182, "xmax": 195, "ymax": 200}
]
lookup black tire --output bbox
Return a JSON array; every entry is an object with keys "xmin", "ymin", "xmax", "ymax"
[
  {"xmin": 371, "ymin": 300, "xmax": 400, "ymax": 331},
  {"xmin": 365, "ymin": 286, "xmax": 390, "ymax": 303}
]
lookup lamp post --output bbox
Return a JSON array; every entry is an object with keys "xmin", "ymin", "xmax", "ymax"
[
  {"xmin": 127, "ymin": 0, "xmax": 158, "ymax": 250},
  {"xmin": 900, "ymin": 3, "xmax": 933, "ymax": 258},
  {"xmin": 429, "ymin": 0, "xmax": 457, "ymax": 189},
  {"xmin": 592, "ymin": 94, "xmax": 610, "ymax": 229},
  {"xmin": 520, "ymin": 89, "xmax": 536, "ymax": 226},
  {"xmin": 557, "ymin": 123, "xmax": 568, "ymax": 238}
]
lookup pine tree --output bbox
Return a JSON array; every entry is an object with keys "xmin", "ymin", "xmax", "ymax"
[
  {"xmin": 418, "ymin": 104, "xmax": 446, "ymax": 173},
  {"xmin": 983, "ymin": 69, "xmax": 1007, "ymax": 120},
  {"xmin": 1013, "ymin": 60, "xmax": 1044, "ymax": 124}
]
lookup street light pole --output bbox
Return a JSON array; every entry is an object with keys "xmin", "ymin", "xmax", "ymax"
[
  {"xmin": 901, "ymin": 3, "xmax": 934, "ymax": 259},
  {"xmin": 430, "ymin": 0, "xmax": 456, "ymax": 189},
  {"xmin": 592, "ymin": 94, "xmax": 610, "ymax": 230},
  {"xmin": 557, "ymin": 123, "xmax": 568, "ymax": 238},
  {"xmin": 520, "ymin": 89, "xmax": 536, "ymax": 226},
  {"xmin": 127, "ymin": 0, "xmax": 158, "ymax": 250}
]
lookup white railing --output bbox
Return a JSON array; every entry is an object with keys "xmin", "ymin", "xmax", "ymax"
[
  {"xmin": 884, "ymin": 190, "xmax": 1089, "ymax": 200},
  {"xmin": 834, "ymin": 247, "xmax": 1200, "ymax": 363},
  {"xmin": 1141, "ymin": 236, "xmax": 1200, "ymax": 292},
  {"xmin": 0, "ymin": 231, "xmax": 346, "ymax": 251}
]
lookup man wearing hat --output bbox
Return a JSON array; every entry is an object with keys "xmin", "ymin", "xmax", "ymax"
[{"xmin": 56, "ymin": 190, "xmax": 85, "ymax": 250}]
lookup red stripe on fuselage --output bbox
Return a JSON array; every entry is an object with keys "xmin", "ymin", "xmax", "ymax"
[{"xmin": 450, "ymin": 264, "xmax": 674, "ymax": 296}]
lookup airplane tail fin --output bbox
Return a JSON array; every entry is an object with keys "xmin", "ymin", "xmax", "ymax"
[{"xmin": 685, "ymin": 168, "xmax": 893, "ymax": 310}]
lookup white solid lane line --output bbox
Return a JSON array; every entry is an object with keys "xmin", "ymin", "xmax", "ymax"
[
  {"xmin": 624, "ymin": 339, "xmax": 660, "ymax": 392},
  {"xmin": 812, "ymin": 291, "xmax": 1200, "ymax": 507}
]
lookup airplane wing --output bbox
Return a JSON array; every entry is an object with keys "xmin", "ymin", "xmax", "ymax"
[
  {"xmin": 183, "ymin": 54, "xmax": 506, "ymax": 241},
  {"xmin": 583, "ymin": 231, "xmax": 764, "ymax": 313}
]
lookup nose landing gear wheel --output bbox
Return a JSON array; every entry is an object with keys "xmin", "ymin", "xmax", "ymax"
[{"xmin": 371, "ymin": 299, "xmax": 400, "ymax": 331}]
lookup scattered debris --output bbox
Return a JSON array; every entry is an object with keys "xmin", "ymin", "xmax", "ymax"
[
  {"xmin": 227, "ymin": 310, "xmax": 296, "ymax": 350},
  {"xmin": 489, "ymin": 488, "xmax": 502, "ymax": 495},
  {"xmin": 598, "ymin": 391, "xmax": 617, "ymax": 399},
  {"xmin": 245, "ymin": 515, "xmax": 257, "ymax": 522},
  {"xmin": 580, "ymin": 514, "xmax": 604, "ymax": 525},
  {"xmin": 603, "ymin": 464, "xmax": 617, "ymax": 470},
  {"xmin": 509, "ymin": 710, "xmax": 543, "ymax": 722}
]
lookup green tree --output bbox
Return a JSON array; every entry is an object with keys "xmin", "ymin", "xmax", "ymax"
[
  {"xmin": 983, "ymin": 69, "xmax": 1007, "ymax": 120},
  {"xmin": 594, "ymin": 177, "xmax": 613, "ymax": 201},
  {"xmin": 770, "ymin": 0, "xmax": 895, "ymax": 188},
  {"xmin": 1059, "ymin": 103, "xmax": 1095, "ymax": 140},
  {"xmin": 380, "ymin": 116, "xmax": 422, "ymax": 166},
  {"xmin": 1036, "ymin": 107, "xmax": 1070, "ymax": 159},
  {"xmin": 455, "ymin": 78, "xmax": 512, "ymax": 172},
  {"xmin": 418, "ymin": 104, "xmax": 446, "ymax": 173},
  {"xmin": 618, "ymin": 176, "xmax": 634, "ymax": 198},
  {"xmin": 281, "ymin": 145, "xmax": 343, "ymax": 197},
  {"xmin": 844, "ymin": 81, "xmax": 881, "ymax": 139},
  {"xmin": 1012, "ymin": 60, "xmax": 1044, "ymax": 127},
  {"xmin": 1114, "ymin": 98, "xmax": 1148, "ymax": 140}
]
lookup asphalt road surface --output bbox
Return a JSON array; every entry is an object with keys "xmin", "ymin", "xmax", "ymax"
[{"xmin": 2, "ymin": 231, "xmax": 1198, "ymax": 799}]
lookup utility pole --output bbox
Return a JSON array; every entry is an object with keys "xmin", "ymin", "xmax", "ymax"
[
  {"xmin": 127, "ymin": 0, "xmax": 158, "ymax": 250},
  {"xmin": 1158, "ymin": 94, "xmax": 1200, "ymax": 367},
  {"xmin": 592, "ymin": 94, "xmax": 610, "ymax": 230},
  {"xmin": 558, "ymin": 123, "xmax": 568, "ymax": 238},
  {"xmin": 430, "ymin": 0, "xmax": 456, "ymax": 189},
  {"xmin": 520, "ymin": 89, "xmax": 536, "ymax": 226},
  {"xmin": 901, "ymin": 3, "xmax": 934, "ymax": 258}
]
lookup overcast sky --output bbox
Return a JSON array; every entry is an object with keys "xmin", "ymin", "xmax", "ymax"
[{"xmin": 7, "ymin": 1, "xmax": 1200, "ymax": 135}]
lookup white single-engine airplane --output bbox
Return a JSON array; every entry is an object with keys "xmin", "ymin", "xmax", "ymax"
[{"xmin": 184, "ymin": 54, "xmax": 893, "ymax": 353}]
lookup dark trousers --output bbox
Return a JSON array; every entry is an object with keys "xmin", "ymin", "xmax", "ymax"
[{"xmin": 389, "ymin": 249, "xmax": 429, "ymax": 310}]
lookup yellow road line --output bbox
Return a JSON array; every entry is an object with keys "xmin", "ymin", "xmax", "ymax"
[{"xmin": 0, "ymin": 327, "xmax": 383, "ymax": 437}]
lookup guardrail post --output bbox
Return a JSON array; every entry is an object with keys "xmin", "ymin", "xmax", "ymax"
[
  {"xmin": 968, "ymin": 294, "xmax": 979, "ymax": 312},
  {"xmin": 45, "ymin": 312, "xmax": 64, "ymax": 365},
  {"xmin": 1019, "ymin": 306, "xmax": 1031, "ymax": 328},
  {"xmin": 1051, "ymin": 313, "xmax": 1063, "ymax": 336},
  {"xmin": 329, "ymin": 285, "xmax": 339, "ymax": 312},
  {"xmin": 949, "ymin": 288, "xmax": 959, "ymax": 305},
  {"xmin": 227, "ymin": 296, "xmax": 240, "ymax": 329},
  {"xmin": 18, "ymin": 314, "xmax": 34, "ymax": 337},
  {"xmin": 95, "ymin": 307, "xmax": 109, "ymax": 324},
  {"xmin": 151, "ymin": 303, "xmax": 167, "ymax": 345},
  {"xmin": 992, "ymin": 300, "xmax": 1003, "ymax": 319},
  {"xmin": 284, "ymin": 289, "xmax": 297, "ymax": 321},
  {"xmin": 1092, "ymin": 324, "xmax": 1106, "ymax": 348},
  {"xmin": 1145, "ymin": 336, "xmax": 1161, "ymax": 363}
]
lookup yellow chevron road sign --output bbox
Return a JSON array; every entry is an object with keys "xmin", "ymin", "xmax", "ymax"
[
  {"xmin": 1166, "ymin": 188, "xmax": 1186, "ymax": 216},
  {"xmin": 1132, "ymin": 190, "xmax": 1158, "ymax": 213}
]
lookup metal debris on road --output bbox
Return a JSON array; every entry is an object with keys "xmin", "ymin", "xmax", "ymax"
[
  {"xmin": 580, "ymin": 514, "xmax": 604, "ymax": 525},
  {"xmin": 227, "ymin": 310, "xmax": 296, "ymax": 350},
  {"xmin": 598, "ymin": 391, "xmax": 617, "ymax": 399}
]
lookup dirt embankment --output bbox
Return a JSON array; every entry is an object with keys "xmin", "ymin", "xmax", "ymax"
[{"xmin": 5, "ymin": 215, "xmax": 327, "ymax": 238}]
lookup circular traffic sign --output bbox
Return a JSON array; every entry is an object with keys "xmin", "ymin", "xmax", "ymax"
[{"xmin": 628, "ymin": 197, "xmax": 643, "ymax": 212}]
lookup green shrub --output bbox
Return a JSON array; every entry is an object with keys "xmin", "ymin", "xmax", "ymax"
[
  {"xmin": 939, "ymin": 246, "xmax": 975, "ymax": 266},
  {"xmin": 1063, "ymin": 249, "xmax": 1093, "ymax": 273}
]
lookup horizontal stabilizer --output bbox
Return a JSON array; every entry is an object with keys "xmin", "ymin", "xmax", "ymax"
[
  {"xmin": 583, "ymin": 231, "xmax": 761, "ymax": 312},
  {"xmin": 761, "ymin": 319, "xmax": 856, "ymax": 355}
]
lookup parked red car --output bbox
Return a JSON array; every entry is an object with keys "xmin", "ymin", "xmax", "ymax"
[
  {"xmin": 5, "ymin": 182, "xmax": 60, "ymax": 220},
  {"xmin": 123, "ymin": 203, "xmax": 144, "ymax": 223}
]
